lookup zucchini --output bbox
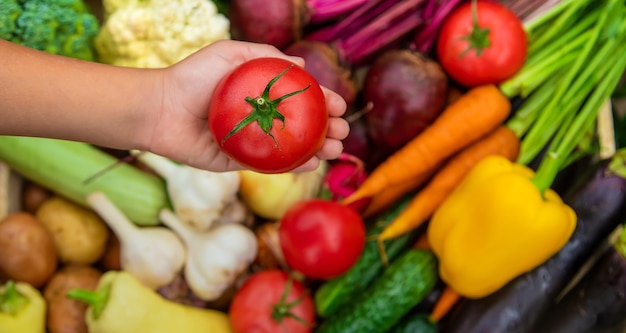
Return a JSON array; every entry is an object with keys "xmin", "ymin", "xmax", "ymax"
[
  {"xmin": 315, "ymin": 249, "xmax": 438, "ymax": 333},
  {"xmin": 314, "ymin": 196, "xmax": 417, "ymax": 317},
  {"xmin": 0, "ymin": 136, "xmax": 168, "ymax": 225}
]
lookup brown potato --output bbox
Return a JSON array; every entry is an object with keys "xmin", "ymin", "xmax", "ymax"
[
  {"xmin": 21, "ymin": 181, "xmax": 53, "ymax": 214},
  {"xmin": 36, "ymin": 196, "xmax": 109, "ymax": 265},
  {"xmin": 98, "ymin": 230, "xmax": 122, "ymax": 271},
  {"xmin": 44, "ymin": 265, "xmax": 102, "ymax": 333},
  {"xmin": 0, "ymin": 212, "xmax": 58, "ymax": 288}
]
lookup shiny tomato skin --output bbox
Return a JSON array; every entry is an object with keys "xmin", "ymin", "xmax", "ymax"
[
  {"xmin": 279, "ymin": 199, "xmax": 366, "ymax": 279},
  {"xmin": 436, "ymin": 0, "xmax": 527, "ymax": 87},
  {"xmin": 229, "ymin": 270, "xmax": 315, "ymax": 333},
  {"xmin": 208, "ymin": 57, "xmax": 328, "ymax": 174}
]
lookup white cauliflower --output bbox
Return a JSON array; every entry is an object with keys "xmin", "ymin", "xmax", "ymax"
[{"xmin": 95, "ymin": 0, "xmax": 230, "ymax": 68}]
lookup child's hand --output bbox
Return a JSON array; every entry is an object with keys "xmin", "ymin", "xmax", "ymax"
[{"xmin": 146, "ymin": 40, "xmax": 349, "ymax": 172}]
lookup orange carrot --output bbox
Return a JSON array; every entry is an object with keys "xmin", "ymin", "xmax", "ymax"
[
  {"xmin": 378, "ymin": 125, "xmax": 520, "ymax": 241},
  {"xmin": 342, "ymin": 85, "xmax": 511, "ymax": 206},
  {"xmin": 362, "ymin": 165, "xmax": 440, "ymax": 218},
  {"xmin": 430, "ymin": 286, "xmax": 462, "ymax": 322}
]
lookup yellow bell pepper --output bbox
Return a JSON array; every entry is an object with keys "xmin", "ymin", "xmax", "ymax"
[
  {"xmin": 427, "ymin": 155, "xmax": 576, "ymax": 298},
  {"xmin": 0, "ymin": 281, "xmax": 46, "ymax": 333},
  {"xmin": 67, "ymin": 271, "xmax": 233, "ymax": 333}
]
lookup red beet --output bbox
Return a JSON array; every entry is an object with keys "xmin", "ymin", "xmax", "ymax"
[
  {"xmin": 284, "ymin": 40, "xmax": 358, "ymax": 108},
  {"xmin": 229, "ymin": 0, "xmax": 368, "ymax": 49},
  {"xmin": 363, "ymin": 49, "xmax": 448, "ymax": 151}
]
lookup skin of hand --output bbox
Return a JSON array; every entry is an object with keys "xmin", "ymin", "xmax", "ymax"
[
  {"xmin": 145, "ymin": 40, "xmax": 350, "ymax": 172},
  {"xmin": 0, "ymin": 39, "xmax": 349, "ymax": 173}
]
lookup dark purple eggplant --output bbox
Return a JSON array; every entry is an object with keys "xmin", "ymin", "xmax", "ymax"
[
  {"xmin": 534, "ymin": 225, "xmax": 626, "ymax": 333},
  {"xmin": 439, "ymin": 149, "xmax": 626, "ymax": 333}
]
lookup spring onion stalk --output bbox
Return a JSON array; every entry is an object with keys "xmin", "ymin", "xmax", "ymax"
[{"xmin": 500, "ymin": 0, "xmax": 626, "ymax": 193}]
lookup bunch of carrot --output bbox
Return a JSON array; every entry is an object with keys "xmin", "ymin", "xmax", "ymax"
[{"xmin": 342, "ymin": 84, "xmax": 515, "ymax": 224}]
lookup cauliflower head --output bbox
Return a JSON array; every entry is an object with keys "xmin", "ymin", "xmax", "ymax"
[
  {"xmin": 95, "ymin": 0, "xmax": 231, "ymax": 68},
  {"xmin": 0, "ymin": 0, "xmax": 100, "ymax": 61}
]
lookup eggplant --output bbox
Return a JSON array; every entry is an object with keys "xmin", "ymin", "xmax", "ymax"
[
  {"xmin": 439, "ymin": 149, "xmax": 626, "ymax": 333},
  {"xmin": 534, "ymin": 225, "xmax": 626, "ymax": 333}
]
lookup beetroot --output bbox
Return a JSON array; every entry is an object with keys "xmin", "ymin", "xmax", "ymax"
[
  {"xmin": 229, "ymin": 0, "xmax": 368, "ymax": 49},
  {"xmin": 363, "ymin": 49, "xmax": 448, "ymax": 151},
  {"xmin": 284, "ymin": 40, "xmax": 358, "ymax": 108}
]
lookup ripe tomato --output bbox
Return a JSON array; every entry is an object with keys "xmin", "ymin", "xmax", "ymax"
[
  {"xmin": 229, "ymin": 270, "xmax": 315, "ymax": 333},
  {"xmin": 279, "ymin": 199, "xmax": 366, "ymax": 279},
  {"xmin": 208, "ymin": 58, "xmax": 328, "ymax": 173},
  {"xmin": 436, "ymin": 0, "xmax": 527, "ymax": 87}
]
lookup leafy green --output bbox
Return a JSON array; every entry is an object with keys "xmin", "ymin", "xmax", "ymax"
[{"xmin": 0, "ymin": 0, "xmax": 99, "ymax": 61}]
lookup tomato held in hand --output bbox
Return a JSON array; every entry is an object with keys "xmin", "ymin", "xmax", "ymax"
[
  {"xmin": 208, "ymin": 58, "xmax": 328, "ymax": 173},
  {"xmin": 229, "ymin": 270, "xmax": 315, "ymax": 333},
  {"xmin": 279, "ymin": 199, "xmax": 366, "ymax": 279},
  {"xmin": 437, "ymin": 0, "xmax": 527, "ymax": 87}
]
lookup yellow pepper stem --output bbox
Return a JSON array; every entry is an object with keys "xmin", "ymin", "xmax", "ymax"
[
  {"xmin": 67, "ymin": 282, "xmax": 112, "ymax": 320},
  {"xmin": 0, "ymin": 281, "xmax": 30, "ymax": 316}
]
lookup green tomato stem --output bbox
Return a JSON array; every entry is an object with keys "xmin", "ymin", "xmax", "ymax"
[
  {"xmin": 221, "ymin": 64, "xmax": 310, "ymax": 148},
  {"xmin": 0, "ymin": 281, "xmax": 30, "ymax": 316},
  {"xmin": 66, "ymin": 282, "xmax": 112, "ymax": 321},
  {"xmin": 459, "ymin": 0, "xmax": 490, "ymax": 57}
]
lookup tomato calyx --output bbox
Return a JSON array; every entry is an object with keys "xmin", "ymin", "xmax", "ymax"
[
  {"xmin": 460, "ymin": 0, "xmax": 491, "ymax": 57},
  {"xmin": 221, "ymin": 64, "xmax": 311, "ymax": 148},
  {"xmin": 271, "ymin": 275, "xmax": 312, "ymax": 328}
]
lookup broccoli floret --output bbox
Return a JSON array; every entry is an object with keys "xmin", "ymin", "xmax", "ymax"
[{"xmin": 1, "ymin": 0, "xmax": 99, "ymax": 61}]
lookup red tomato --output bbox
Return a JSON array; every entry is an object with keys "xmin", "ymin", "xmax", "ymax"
[
  {"xmin": 229, "ymin": 270, "xmax": 315, "ymax": 333},
  {"xmin": 208, "ymin": 58, "xmax": 328, "ymax": 173},
  {"xmin": 436, "ymin": 0, "xmax": 528, "ymax": 87},
  {"xmin": 279, "ymin": 199, "xmax": 366, "ymax": 279}
]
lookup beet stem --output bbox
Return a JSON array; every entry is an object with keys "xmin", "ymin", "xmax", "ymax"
[
  {"xmin": 308, "ymin": 0, "xmax": 370, "ymax": 23},
  {"xmin": 410, "ymin": 0, "xmax": 465, "ymax": 53}
]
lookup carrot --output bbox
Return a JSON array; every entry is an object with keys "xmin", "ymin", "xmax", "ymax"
[
  {"xmin": 378, "ymin": 125, "xmax": 520, "ymax": 241},
  {"xmin": 362, "ymin": 165, "xmax": 439, "ymax": 218},
  {"xmin": 342, "ymin": 84, "xmax": 511, "ymax": 206},
  {"xmin": 430, "ymin": 286, "xmax": 462, "ymax": 322}
]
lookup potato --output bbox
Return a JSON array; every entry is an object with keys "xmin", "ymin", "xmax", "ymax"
[
  {"xmin": 36, "ymin": 196, "xmax": 109, "ymax": 265},
  {"xmin": 0, "ymin": 212, "xmax": 58, "ymax": 288},
  {"xmin": 22, "ymin": 181, "xmax": 53, "ymax": 214},
  {"xmin": 44, "ymin": 265, "xmax": 102, "ymax": 333}
]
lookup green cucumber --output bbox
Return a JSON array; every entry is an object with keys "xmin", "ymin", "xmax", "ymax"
[
  {"xmin": 314, "ymin": 196, "xmax": 416, "ymax": 317},
  {"xmin": 390, "ymin": 313, "xmax": 438, "ymax": 333},
  {"xmin": 315, "ymin": 249, "xmax": 438, "ymax": 333}
]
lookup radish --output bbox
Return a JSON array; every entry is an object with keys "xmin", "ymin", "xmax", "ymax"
[
  {"xmin": 229, "ymin": 0, "xmax": 369, "ymax": 49},
  {"xmin": 320, "ymin": 153, "xmax": 367, "ymax": 202}
]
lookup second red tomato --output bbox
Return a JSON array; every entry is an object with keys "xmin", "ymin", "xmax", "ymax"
[
  {"xmin": 437, "ymin": 0, "xmax": 528, "ymax": 87},
  {"xmin": 279, "ymin": 199, "xmax": 366, "ymax": 279}
]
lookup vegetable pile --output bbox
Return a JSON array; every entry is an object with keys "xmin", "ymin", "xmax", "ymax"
[{"xmin": 3, "ymin": 0, "xmax": 626, "ymax": 332}]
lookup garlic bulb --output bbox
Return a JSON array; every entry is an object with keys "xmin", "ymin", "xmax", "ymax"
[
  {"xmin": 133, "ymin": 151, "xmax": 241, "ymax": 231},
  {"xmin": 159, "ymin": 209, "xmax": 257, "ymax": 301},
  {"xmin": 87, "ymin": 192, "xmax": 186, "ymax": 290}
]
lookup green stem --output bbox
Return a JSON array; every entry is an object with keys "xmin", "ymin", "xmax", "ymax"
[
  {"xmin": 459, "ymin": 0, "xmax": 491, "ymax": 57},
  {"xmin": 615, "ymin": 224, "xmax": 626, "ymax": 258},
  {"xmin": 66, "ymin": 283, "xmax": 111, "ymax": 320},
  {"xmin": 271, "ymin": 276, "xmax": 311, "ymax": 327},
  {"xmin": 0, "ymin": 281, "xmax": 29, "ymax": 316},
  {"xmin": 523, "ymin": 0, "xmax": 582, "ymax": 34},
  {"xmin": 532, "ymin": 42, "xmax": 626, "ymax": 193},
  {"xmin": 506, "ymin": 76, "xmax": 559, "ymax": 137},
  {"xmin": 527, "ymin": 0, "xmax": 594, "ymax": 53}
]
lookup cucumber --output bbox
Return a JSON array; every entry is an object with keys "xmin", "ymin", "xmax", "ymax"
[
  {"xmin": 390, "ymin": 312, "xmax": 438, "ymax": 333},
  {"xmin": 315, "ymin": 249, "xmax": 438, "ymax": 333},
  {"xmin": 314, "ymin": 196, "xmax": 417, "ymax": 317}
]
